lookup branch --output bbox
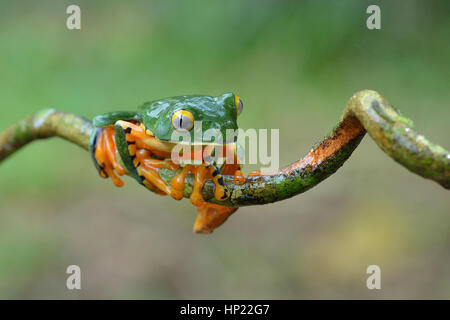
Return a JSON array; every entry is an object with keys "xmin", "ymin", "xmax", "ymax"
[
  {"xmin": 1, "ymin": 90, "xmax": 448, "ymax": 207},
  {"xmin": 0, "ymin": 109, "xmax": 93, "ymax": 159}
]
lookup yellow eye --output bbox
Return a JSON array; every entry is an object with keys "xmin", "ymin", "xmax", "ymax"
[
  {"xmin": 235, "ymin": 95, "xmax": 243, "ymax": 116},
  {"xmin": 171, "ymin": 110, "xmax": 194, "ymax": 131}
]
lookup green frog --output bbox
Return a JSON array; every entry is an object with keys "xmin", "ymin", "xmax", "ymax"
[{"xmin": 89, "ymin": 93, "xmax": 246, "ymax": 233}]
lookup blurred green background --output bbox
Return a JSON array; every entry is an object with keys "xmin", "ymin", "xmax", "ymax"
[{"xmin": 0, "ymin": 0, "xmax": 449, "ymax": 299}]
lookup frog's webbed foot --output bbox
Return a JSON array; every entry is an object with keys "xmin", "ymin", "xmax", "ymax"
[
  {"xmin": 209, "ymin": 165, "xmax": 230, "ymax": 200},
  {"xmin": 135, "ymin": 149, "xmax": 183, "ymax": 200},
  {"xmin": 93, "ymin": 127, "xmax": 126, "ymax": 187},
  {"xmin": 116, "ymin": 120, "xmax": 183, "ymax": 200},
  {"xmin": 170, "ymin": 164, "xmax": 194, "ymax": 191},
  {"xmin": 193, "ymin": 203, "xmax": 238, "ymax": 234},
  {"xmin": 189, "ymin": 165, "xmax": 209, "ymax": 206},
  {"xmin": 181, "ymin": 163, "xmax": 235, "ymax": 233},
  {"xmin": 232, "ymin": 168, "xmax": 246, "ymax": 185}
]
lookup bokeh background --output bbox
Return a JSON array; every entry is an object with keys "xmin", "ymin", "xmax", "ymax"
[{"xmin": 0, "ymin": 0, "xmax": 449, "ymax": 299}]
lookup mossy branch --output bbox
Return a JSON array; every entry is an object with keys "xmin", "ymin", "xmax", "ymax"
[
  {"xmin": 0, "ymin": 109, "xmax": 92, "ymax": 159},
  {"xmin": 0, "ymin": 90, "xmax": 449, "ymax": 207}
]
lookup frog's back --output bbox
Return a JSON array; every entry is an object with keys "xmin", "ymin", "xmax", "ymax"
[{"xmin": 138, "ymin": 95, "xmax": 215, "ymax": 114}]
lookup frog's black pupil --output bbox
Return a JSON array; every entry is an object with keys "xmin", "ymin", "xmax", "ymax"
[{"xmin": 180, "ymin": 116, "xmax": 183, "ymax": 128}]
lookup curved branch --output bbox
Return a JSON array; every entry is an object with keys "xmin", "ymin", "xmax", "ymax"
[
  {"xmin": 0, "ymin": 109, "xmax": 92, "ymax": 160},
  {"xmin": 0, "ymin": 90, "xmax": 448, "ymax": 207}
]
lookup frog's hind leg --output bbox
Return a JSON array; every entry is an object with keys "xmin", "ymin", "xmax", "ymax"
[
  {"xmin": 115, "ymin": 120, "xmax": 183, "ymax": 200},
  {"xmin": 135, "ymin": 149, "xmax": 183, "ymax": 200},
  {"xmin": 92, "ymin": 127, "xmax": 126, "ymax": 187},
  {"xmin": 193, "ymin": 203, "xmax": 238, "ymax": 234}
]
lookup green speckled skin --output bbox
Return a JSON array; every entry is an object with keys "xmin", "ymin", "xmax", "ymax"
[
  {"xmin": 140, "ymin": 93, "xmax": 238, "ymax": 142},
  {"xmin": 93, "ymin": 111, "xmax": 141, "ymax": 127},
  {"xmin": 92, "ymin": 93, "xmax": 239, "ymax": 143},
  {"xmin": 90, "ymin": 93, "xmax": 241, "ymax": 186}
]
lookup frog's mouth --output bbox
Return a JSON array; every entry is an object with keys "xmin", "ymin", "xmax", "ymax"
[
  {"xmin": 139, "ymin": 135, "xmax": 233, "ymax": 165},
  {"xmin": 140, "ymin": 124, "xmax": 235, "ymax": 154},
  {"xmin": 142, "ymin": 124, "xmax": 234, "ymax": 147}
]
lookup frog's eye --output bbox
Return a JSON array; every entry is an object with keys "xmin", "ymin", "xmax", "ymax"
[
  {"xmin": 234, "ymin": 95, "xmax": 243, "ymax": 116},
  {"xmin": 171, "ymin": 110, "xmax": 194, "ymax": 131}
]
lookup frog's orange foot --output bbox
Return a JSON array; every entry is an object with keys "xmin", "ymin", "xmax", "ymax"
[
  {"xmin": 189, "ymin": 165, "xmax": 207, "ymax": 206},
  {"xmin": 179, "ymin": 163, "xmax": 233, "ymax": 205},
  {"xmin": 170, "ymin": 164, "xmax": 193, "ymax": 191},
  {"xmin": 233, "ymin": 169, "xmax": 246, "ymax": 185},
  {"xmin": 134, "ymin": 149, "xmax": 183, "ymax": 200},
  {"xmin": 190, "ymin": 193, "xmax": 205, "ymax": 207},
  {"xmin": 94, "ymin": 127, "xmax": 126, "ymax": 187},
  {"xmin": 188, "ymin": 164, "xmax": 230, "ymax": 205},
  {"xmin": 209, "ymin": 166, "xmax": 229, "ymax": 201},
  {"xmin": 193, "ymin": 203, "xmax": 238, "ymax": 234},
  {"xmin": 247, "ymin": 170, "xmax": 262, "ymax": 177}
]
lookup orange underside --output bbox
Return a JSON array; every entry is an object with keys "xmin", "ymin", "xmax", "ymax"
[{"xmin": 94, "ymin": 122, "xmax": 245, "ymax": 233}]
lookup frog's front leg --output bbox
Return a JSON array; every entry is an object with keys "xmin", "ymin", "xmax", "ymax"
[
  {"xmin": 115, "ymin": 120, "xmax": 183, "ymax": 200},
  {"xmin": 202, "ymin": 146, "xmax": 232, "ymax": 201},
  {"xmin": 92, "ymin": 127, "xmax": 126, "ymax": 187},
  {"xmin": 170, "ymin": 163, "xmax": 224, "ymax": 206},
  {"xmin": 188, "ymin": 143, "xmax": 246, "ymax": 206},
  {"xmin": 189, "ymin": 165, "xmax": 209, "ymax": 206},
  {"xmin": 221, "ymin": 143, "xmax": 246, "ymax": 185},
  {"xmin": 188, "ymin": 164, "xmax": 229, "ymax": 206},
  {"xmin": 175, "ymin": 146, "xmax": 240, "ymax": 233},
  {"xmin": 208, "ymin": 165, "xmax": 229, "ymax": 200}
]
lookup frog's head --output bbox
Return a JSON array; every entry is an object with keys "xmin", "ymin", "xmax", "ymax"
[{"xmin": 139, "ymin": 93, "xmax": 243, "ymax": 145}]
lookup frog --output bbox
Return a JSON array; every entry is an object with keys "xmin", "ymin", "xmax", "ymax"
[{"xmin": 88, "ymin": 93, "xmax": 246, "ymax": 234}]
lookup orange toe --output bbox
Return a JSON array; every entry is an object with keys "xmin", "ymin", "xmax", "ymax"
[
  {"xmin": 190, "ymin": 192, "xmax": 204, "ymax": 207},
  {"xmin": 233, "ymin": 170, "xmax": 246, "ymax": 185},
  {"xmin": 247, "ymin": 170, "xmax": 261, "ymax": 177}
]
